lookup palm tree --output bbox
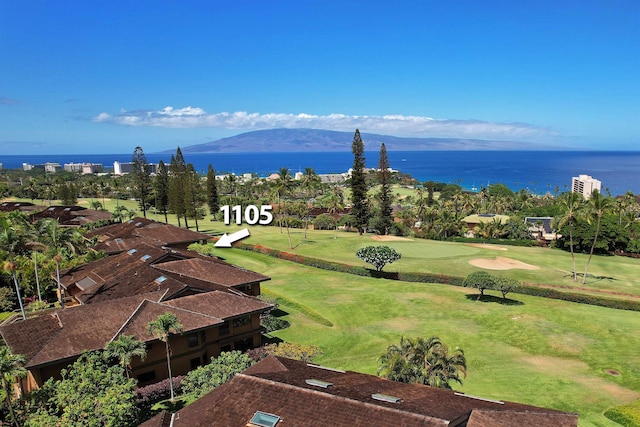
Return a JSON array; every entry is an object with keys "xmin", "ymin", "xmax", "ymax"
[
  {"xmin": 0, "ymin": 216, "xmax": 27, "ymax": 320},
  {"xmin": 147, "ymin": 313, "xmax": 184, "ymax": 401},
  {"xmin": 301, "ymin": 167, "xmax": 320, "ymax": 239},
  {"xmin": 105, "ymin": 334, "xmax": 147, "ymax": 379},
  {"xmin": 0, "ymin": 346, "xmax": 27, "ymax": 427},
  {"xmin": 582, "ymin": 190, "xmax": 613, "ymax": 284},
  {"xmin": 378, "ymin": 336, "xmax": 466, "ymax": 390},
  {"xmin": 40, "ymin": 219, "xmax": 84, "ymax": 307},
  {"xmin": 274, "ymin": 168, "xmax": 294, "ymax": 248},
  {"xmin": 554, "ymin": 192, "xmax": 584, "ymax": 281}
]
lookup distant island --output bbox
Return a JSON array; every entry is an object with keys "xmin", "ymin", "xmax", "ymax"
[{"xmin": 161, "ymin": 128, "xmax": 560, "ymax": 154}]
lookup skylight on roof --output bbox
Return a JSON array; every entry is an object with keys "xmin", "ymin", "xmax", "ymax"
[
  {"xmin": 114, "ymin": 238, "xmax": 123, "ymax": 243},
  {"xmin": 249, "ymin": 411, "xmax": 280, "ymax": 427},
  {"xmin": 135, "ymin": 222, "xmax": 142, "ymax": 227},
  {"xmin": 127, "ymin": 220, "xmax": 133, "ymax": 223},
  {"xmin": 372, "ymin": 393, "xmax": 402, "ymax": 404},
  {"xmin": 155, "ymin": 276, "xmax": 167, "ymax": 283},
  {"xmin": 127, "ymin": 249, "xmax": 138, "ymax": 255},
  {"xmin": 141, "ymin": 255, "xmax": 152, "ymax": 261},
  {"xmin": 48, "ymin": 207, "xmax": 55, "ymax": 211},
  {"xmin": 64, "ymin": 207, "xmax": 71, "ymax": 211},
  {"xmin": 305, "ymin": 379, "xmax": 333, "ymax": 388}
]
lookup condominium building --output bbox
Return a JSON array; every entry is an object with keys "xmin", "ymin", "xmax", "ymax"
[{"xmin": 572, "ymin": 174, "xmax": 601, "ymax": 199}]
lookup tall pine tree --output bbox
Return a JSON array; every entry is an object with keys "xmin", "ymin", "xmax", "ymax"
[
  {"xmin": 155, "ymin": 160, "xmax": 169, "ymax": 223},
  {"xmin": 168, "ymin": 148, "xmax": 187, "ymax": 228},
  {"xmin": 376, "ymin": 143, "xmax": 393, "ymax": 235},
  {"xmin": 132, "ymin": 146, "xmax": 151, "ymax": 218},
  {"xmin": 350, "ymin": 129, "xmax": 369, "ymax": 235},
  {"xmin": 206, "ymin": 164, "xmax": 220, "ymax": 220}
]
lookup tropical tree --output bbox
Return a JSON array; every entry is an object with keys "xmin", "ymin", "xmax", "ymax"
[
  {"xmin": 350, "ymin": 129, "xmax": 369, "ymax": 234},
  {"xmin": 0, "ymin": 346, "xmax": 27, "ymax": 427},
  {"xmin": 274, "ymin": 167, "xmax": 294, "ymax": 248},
  {"xmin": 147, "ymin": 313, "xmax": 184, "ymax": 401},
  {"xmin": 25, "ymin": 351, "xmax": 138, "ymax": 427},
  {"xmin": 553, "ymin": 192, "xmax": 584, "ymax": 281},
  {"xmin": 463, "ymin": 271, "xmax": 496, "ymax": 300},
  {"xmin": 104, "ymin": 335, "xmax": 147, "ymax": 379},
  {"xmin": 181, "ymin": 351, "xmax": 254, "ymax": 399},
  {"xmin": 581, "ymin": 190, "xmax": 613, "ymax": 284},
  {"xmin": 355, "ymin": 245, "xmax": 401, "ymax": 272},
  {"xmin": 39, "ymin": 219, "xmax": 84, "ymax": 308},
  {"xmin": 378, "ymin": 336, "xmax": 466, "ymax": 390},
  {"xmin": 494, "ymin": 276, "xmax": 521, "ymax": 299},
  {"xmin": 300, "ymin": 167, "xmax": 320, "ymax": 238},
  {"xmin": 0, "ymin": 216, "xmax": 27, "ymax": 320}
]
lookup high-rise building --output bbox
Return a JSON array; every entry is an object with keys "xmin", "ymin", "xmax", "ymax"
[{"xmin": 572, "ymin": 174, "xmax": 601, "ymax": 199}]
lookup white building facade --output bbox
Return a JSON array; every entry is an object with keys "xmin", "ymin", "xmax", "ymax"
[{"xmin": 572, "ymin": 174, "xmax": 601, "ymax": 199}]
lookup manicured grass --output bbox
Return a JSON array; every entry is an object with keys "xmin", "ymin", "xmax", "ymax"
[
  {"xmin": 212, "ymin": 223, "xmax": 640, "ymax": 299},
  {"xmin": 213, "ymin": 248, "xmax": 640, "ymax": 427}
]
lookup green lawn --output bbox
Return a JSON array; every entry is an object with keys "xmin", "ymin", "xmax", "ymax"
[
  {"xmin": 211, "ymin": 223, "xmax": 640, "ymax": 299},
  {"xmin": 213, "ymin": 248, "xmax": 640, "ymax": 427}
]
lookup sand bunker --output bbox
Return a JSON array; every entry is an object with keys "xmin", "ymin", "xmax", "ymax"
[
  {"xmin": 371, "ymin": 235, "xmax": 413, "ymax": 242},
  {"xmin": 464, "ymin": 243, "xmax": 508, "ymax": 251},
  {"xmin": 469, "ymin": 256, "xmax": 539, "ymax": 270}
]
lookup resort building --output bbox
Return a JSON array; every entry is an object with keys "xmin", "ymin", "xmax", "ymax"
[
  {"xmin": 113, "ymin": 161, "xmax": 158, "ymax": 175},
  {"xmin": 571, "ymin": 174, "xmax": 601, "ymax": 199},
  {"xmin": 141, "ymin": 356, "xmax": 579, "ymax": 426}
]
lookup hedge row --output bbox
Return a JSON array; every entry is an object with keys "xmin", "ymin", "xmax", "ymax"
[
  {"xmin": 448, "ymin": 237, "xmax": 536, "ymax": 247},
  {"xmin": 234, "ymin": 242, "xmax": 640, "ymax": 312},
  {"xmin": 604, "ymin": 399, "xmax": 640, "ymax": 426}
]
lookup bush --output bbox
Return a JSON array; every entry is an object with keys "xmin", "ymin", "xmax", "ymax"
[
  {"xmin": 314, "ymin": 213, "xmax": 337, "ymax": 230},
  {"xmin": 604, "ymin": 399, "xmax": 640, "ymax": 426},
  {"xmin": 181, "ymin": 351, "xmax": 254, "ymax": 399},
  {"xmin": 262, "ymin": 342, "xmax": 322, "ymax": 362},
  {"xmin": 136, "ymin": 376, "xmax": 185, "ymax": 405},
  {"xmin": 260, "ymin": 314, "xmax": 290, "ymax": 332}
]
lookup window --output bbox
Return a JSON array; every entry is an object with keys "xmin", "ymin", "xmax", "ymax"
[
  {"xmin": 140, "ymin": 254, "xmax": 152, "ymax": 261},
  {"xmin": 154, "ymin": 276, "xmax": 167, "ymax": 284},
  {"xmin": 232, "ymin": 315, "xmax": 251, "ymax": 328},
  {"xmin": 137, "ymin": 371, "xmax": 156, "ymax": 383},
  {"xmin": 219, "ymin": 321, "xmax": 230, "ymax": 336},
  {"xmin": 234, "ymin": 337, "xmax": 253, "ymax": 352},
  {"xmin": 128, "ymin": 249, "xmax": 138, "ymax": 255},
  {"xmin": 190, "ymin": 357, "xmax": 201, "ymax": 370},
  {"xmin": 187, "ymin": 333, "xmax": 199, "ymax": 348},
  {"xmin": 199, "ymin": 330, "xmax": 206, "ymax": 343}
]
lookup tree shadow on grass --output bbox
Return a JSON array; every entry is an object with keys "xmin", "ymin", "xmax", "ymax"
[
  {"xmin": 270, "ymin": 308, "xmax": 289, "ymax": 318},
  {"xmin": 262, "ymin": 335, "xmax": 284, "ymax": 344},
  {"xmin": 465, "ymin": 294, "xmax": 524, "ymax": 306}
]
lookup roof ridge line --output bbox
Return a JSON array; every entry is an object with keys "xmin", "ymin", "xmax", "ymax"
[
  {"xmin": 236, "ymin": 374, "xmax": 449, "ymax": 425},
  {"xmin": 157, "ymin": 300, "xmax": 223, "ymax": 321},
  {"xmin": 109, "ymin": 299, "xmax": 151, "ymax": 343}
]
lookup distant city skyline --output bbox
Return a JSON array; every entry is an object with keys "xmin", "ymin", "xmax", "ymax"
[{"xmin": 1, "ymin": 1, "xmax": 638, "ymax": 154}]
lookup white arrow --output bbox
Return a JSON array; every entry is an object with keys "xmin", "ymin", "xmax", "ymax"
[{"xmin": 214, "ymin": 228, "xmax": 251, "ymax": 248}]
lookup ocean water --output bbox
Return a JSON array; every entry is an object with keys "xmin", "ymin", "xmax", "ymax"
[{"xmin": 2, "ymin": 151, "xmax": 639, "ymax": 196}]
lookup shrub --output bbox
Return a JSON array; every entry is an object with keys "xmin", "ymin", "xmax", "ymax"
[
  {"xmin": 314, "ymin": 213, "xmax": 337, "ymax": 230},
  {"xmin": 181, "ymin": 351, "xmax": 254, "ymax": 399},
  {"xmin": 263, "ymin": 342, "xmax": 322, "ymax": 362},
  {"xmin": 464, "ymin": 271, "xmax": 496, "ymax": 300},
  {"xmin": 260, "ymin": 314, "xmax": 290, "ymax": 332},
  {"xmin": 136, "ymin": 376, "xmax": 185, "ymax": 405},
  {"xmin": 604, "ymin": 399, "xmax": 640, "ymax": 426}
]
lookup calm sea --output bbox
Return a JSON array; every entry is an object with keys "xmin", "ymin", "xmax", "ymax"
[{"xmin": 2, "ymin": 151, "xmax": 639, "ymax": 196}]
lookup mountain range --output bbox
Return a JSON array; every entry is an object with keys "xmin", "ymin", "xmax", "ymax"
[{"xmin": 171, "ymin": 128, "xmax": 558, "ymax": 153}]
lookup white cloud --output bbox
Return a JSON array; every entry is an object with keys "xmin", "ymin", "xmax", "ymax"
[{"xmin": 92, "ymin": 107, "xmax": 559, "ymax": 140}]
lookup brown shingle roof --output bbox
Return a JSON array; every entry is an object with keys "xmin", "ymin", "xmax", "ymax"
[
  {"xmin": 29, "ymin": 205, "xmax": 111, "ymax": 225},
  {"xmin": 87, "ymin": 217, "xmax": 209, "ymax": 248},
  {"xmin": 163, "ymin": 291, "xmax": 272, "ymax": 320},
  {"xmin": 58, "ymin": 243, "xmax": 268, "ymax": 304},
  {"xmin": 153, "ymin": 258, "xmax": 269, "ymax": 287},
  {"xmin": 147, "ymin": 356, "xmax": 577, "ymax": 427},
  {"xmin": 0, "ymin": 291, "xmax": 235, "ymax": 369}
]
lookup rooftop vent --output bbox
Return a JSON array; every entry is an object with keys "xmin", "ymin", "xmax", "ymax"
[
  {"xmin": 141, "ymin": 255, "xmax": 152, "ymax": 261},
  {"xmin": 372, "ymin": 393, "xmax": 402, "ymax": 404},
  {"xmin": 14, "ymin": 203, "xmax": 20, "ymax": 206},
  {"xmin": 154, "ymin": 276, "xmax": 167, "ymax": 284},
  {"xmin": 249, "ymin": 411, "xmax": 280, "ymax": 427},
  {"xmin": 127, "ymin": 249, "xmax": 138, "ymax": 255},
  {"xmin": 1, "ymin": 203, "xmax": 6, "ymax": 206},
  {"xmin": 127, "ymin": 220, "xmax": 134, "ymax": 223},
  {"xmin": 478, "ymin": 213, "xmax": 495, "ymax": 218},
  {"xmin": 64, "ymin": 207, "xmax": 71, "ymax": 211},
  {"xmin": 135, "ymin": 222, "xmax": 142, "ymax": 227},
  {"xmin": 114, "ymin": 238, "xmax": 123, "ymax": 243},
  {"xmin": 305, "ymin": 379, "xmax": 333, "ymax": 388},
  {"xmin": 48, "ymin": 207, "xmax": 55, "ymax": 211}
]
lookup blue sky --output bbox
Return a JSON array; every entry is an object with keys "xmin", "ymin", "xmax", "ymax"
[{"xmin": 1, "ymin": 1, "xmax": 638, "ymax": 154}]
